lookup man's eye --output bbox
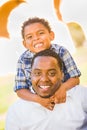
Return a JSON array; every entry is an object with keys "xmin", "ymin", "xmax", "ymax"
[
  {"xmin": 48, "ymin": 71, "xmax": 56, "ymax": 76},
  {"xmin": 33, "ymin": 71, "xmax": 41, "ymax": 76}
]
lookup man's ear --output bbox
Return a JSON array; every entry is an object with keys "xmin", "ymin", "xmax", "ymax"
[
  {"xmin": 61, "ymin": 73, "xmax": 64, "ymax": 81},
  {"xmin": 50, "ymin": 31, "xmax": 55, "ymax": 41}
]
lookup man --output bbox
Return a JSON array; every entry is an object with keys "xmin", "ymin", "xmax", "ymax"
[{"xmin": 5, "ymin": 49, "xmax": 87, "ymax": 130}]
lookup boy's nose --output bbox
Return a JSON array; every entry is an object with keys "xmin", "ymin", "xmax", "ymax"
[{"xmin": 33, "ymin": 34, "xmax": 39, "ymax": 41}]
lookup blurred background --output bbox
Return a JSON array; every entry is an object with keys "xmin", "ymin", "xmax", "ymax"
[{"xmin": 0, "ymin": 0, "xmax": 87, "ymax": 129}]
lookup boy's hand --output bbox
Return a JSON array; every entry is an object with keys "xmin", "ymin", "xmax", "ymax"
[
  {"xmin": 37, "ymin": 95, "xmax": 55, "ymax": 110},
  {"xmin": 54, "ymin": 85, "xmax": 66, "ymax": 103}
]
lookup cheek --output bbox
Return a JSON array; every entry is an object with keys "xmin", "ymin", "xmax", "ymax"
[
  {"xmin": 51, "ymin": 77, "xmax": 61, "ymax": 85},
  {"xmin": 26, "ymin": 42, "xmax": 31, "ymax": 47},
  {"xmin": 51, "ymin": 77, "xmax": 58, "ymax": 82},
  {"xmin": 31, "ymin": 77, "xmax": 38, "ymax": 85},
  {"xmin": 26, "ymin": 43, "xmax": 34, "ymax": 51},
  {"xmin": 42, "ymin": 35, "xmax": 50, "ymax": 41}
]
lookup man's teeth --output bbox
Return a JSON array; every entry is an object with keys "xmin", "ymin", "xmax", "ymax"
[
  {"xmin": 34, "ymin": 43, "xmax": 43, "ymax": 48},
  {"xmin": 40, "ymin": 86, "xmax": 50, "ymax": 89}
]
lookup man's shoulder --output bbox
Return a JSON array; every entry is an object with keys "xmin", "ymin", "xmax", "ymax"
[
  {"xmin": 67, "ymin": 85, "xmax": 87, "ymax": 97},
  {"xmin": 9, "ymin": 99, "xmax": 41, "ymax": 112}
]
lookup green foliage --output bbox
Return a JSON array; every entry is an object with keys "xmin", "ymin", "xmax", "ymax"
[
  {"xmin": 0, "ymin": 80, "xmax": 17, "ymax": 129},
  {"xmin": 0, "ymin": 120, "xmax": 5, "ymax": 130},
  {"xmin": 0, "ymin": 84, "xmax": 13, "ymax": 113}
]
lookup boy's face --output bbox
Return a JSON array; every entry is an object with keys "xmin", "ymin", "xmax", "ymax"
[
  {"xmin": 31, "ymin": 56, "xmax": 62, "ymax": 98},
  {"xmin": 23, "ymin": 23, "xmax": 54, "ymax": 53}
]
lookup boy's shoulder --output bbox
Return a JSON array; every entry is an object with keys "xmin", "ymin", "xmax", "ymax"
[
  {"xmin": 51, "ymin": 43, "xmax": 68, "ymax": 53},
  {"xmin": 19, "ymin": 49, "xmax": 34, "ymax": 60}
]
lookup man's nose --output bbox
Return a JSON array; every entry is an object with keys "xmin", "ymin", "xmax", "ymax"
[{"xmin": 40, "ymin": 74, "xmax": 49, "ymax": 81}]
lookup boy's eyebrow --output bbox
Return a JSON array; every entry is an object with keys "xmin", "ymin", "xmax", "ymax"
[
  {"xmin": 25, "ymin": 29, "xmax": 45, "ymax": 37},
  {"xmin": 37, "ymin": 29, "xmax": 45, "ymax": 31},
  {"xmin": 32, "ymin": 69, "xmax": 41, "ymax": 71}
]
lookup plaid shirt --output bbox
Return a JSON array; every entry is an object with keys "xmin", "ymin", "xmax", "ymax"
[{"xmin": 14, "ymin": 44, "xmax": 81, "ymax": 91}]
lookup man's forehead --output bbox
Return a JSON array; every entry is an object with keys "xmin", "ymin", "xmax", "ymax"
[{"xmin": 32, "ymin": 56, "xmax": 58, "ymax": 68}]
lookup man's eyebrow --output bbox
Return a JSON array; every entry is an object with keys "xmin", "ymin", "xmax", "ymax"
[{"xmin": 33, "ymin": 68, "xmax": 56, "ymax": 71}]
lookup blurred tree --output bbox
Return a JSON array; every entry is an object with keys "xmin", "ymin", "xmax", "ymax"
[
  {"xmin": 53, "ymin": 0, "xmax": 63, "ymax": 21},
  {"xmin": 0, "ymin": 0, "xmax": 25, "ymax": 38},
  {"xmin": 67, "ymin": 22, "xmax": 86, "ymax": 47}
]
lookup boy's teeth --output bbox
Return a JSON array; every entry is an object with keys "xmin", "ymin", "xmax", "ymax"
[
  {"xmin": 40, "ymin": 86, "xmax": 50, "ymax": 89},
  {"xmin": 35, "ymin": 43, "xmax": 43, "ymax": 48}
]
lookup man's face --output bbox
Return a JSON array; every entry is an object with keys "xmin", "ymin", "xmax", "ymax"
[
  {"xmin": 23, "ymin": 23, "xmax": 54, "ymax": 53},
  {"xmin": 31, "ymin": 56, "xmax": 62, "ymax": 98}
]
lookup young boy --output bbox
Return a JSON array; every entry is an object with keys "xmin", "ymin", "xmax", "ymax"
[{"xmin": 14, "ymin": 17, "xmax": 81, "ymax": 110}]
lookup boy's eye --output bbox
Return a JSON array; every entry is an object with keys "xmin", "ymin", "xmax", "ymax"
[
  {"xmin": 27, "ymin": 35, "xmax": 32, "ymax": 39},
  {"xmin": 39, "ymin": 31, "xmax": 44, "ymax": 35},
  {"xmin": 25, "ymin": 35, "xmax": 32, "ymax": 40}
]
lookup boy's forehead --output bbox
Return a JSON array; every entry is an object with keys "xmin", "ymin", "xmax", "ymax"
[{"xmin": 25, "ymin": 23, "xmax": 46, "ymax": 30}]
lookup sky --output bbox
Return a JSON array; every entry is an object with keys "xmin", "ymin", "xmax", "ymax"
[{"xmin": 0, "ymin": 0, "xmax": 87, "ymax": 76}]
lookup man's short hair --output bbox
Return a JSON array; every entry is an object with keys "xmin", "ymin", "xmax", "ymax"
[{"xmin": 31, "ymin": 49, "xmax": 63, "ymax": 70}]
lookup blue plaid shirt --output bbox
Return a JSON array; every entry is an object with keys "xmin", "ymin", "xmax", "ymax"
[{"xmin": 14, "ymin": 44, "xmax": 81, "ymax": 91}]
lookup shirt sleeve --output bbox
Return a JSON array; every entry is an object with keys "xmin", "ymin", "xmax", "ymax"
[
  {"xmin": 14, "ymin": 54, "xmax": 32, "ymax": 92},
  {"xmin": 59, "ymin": 46, "xmax": 81, "ymax": 80}
]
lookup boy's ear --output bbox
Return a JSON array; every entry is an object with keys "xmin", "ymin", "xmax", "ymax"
[
  {"xmin": 50, "ymin": 31, "xmax": 55, "ymax": 41},
  {"xmin": 23, "ymin": 40, "xmax": 26, "ymax": 48}
]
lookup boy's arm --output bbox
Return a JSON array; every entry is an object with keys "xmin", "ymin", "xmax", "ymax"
[
  {"xmin": 16, "ymin": 89, "xmax": 55, "ymax": 110},
  {"xmin": 54, "ymin": 77, "xmax": 80, "ymax": 103},
  {"xmin": 54, "ymin": 45, "xmax": 81, "ymax": 103},
  {"xmin": 61, "ymin": 76, "xmax": 80, "ymax": 91}
]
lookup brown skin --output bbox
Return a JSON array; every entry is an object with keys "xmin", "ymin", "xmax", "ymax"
[
  {"xmin": 54, "ymin": 77, "xmax": 80, "ymax": 103},
  {"xmin": 17, "ymin": 89, "xmax": 54, "ymax": 110},
  {"xmin": 31, "ymin": 56, "xmax": 63, "ymax": 110},
  {"xmin": 31, "ymin": 56, "xmax": 63, "ymax": 98},
  {"xmin": 23, "ymin": 23, "xmax": 54, "ymax": 53},
  {"xmin": 17, "ymin": 22, "xmax": 80, "ymax": 110}
]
